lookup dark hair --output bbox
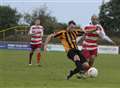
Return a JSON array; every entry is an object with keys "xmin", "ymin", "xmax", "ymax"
[
  {"xmin": 34, "ymin": 18, "xmax": 40, "ymax": 21},
  {"xmin": 68, "ymin": 20, "xmax": 76, "ymax": 25}
]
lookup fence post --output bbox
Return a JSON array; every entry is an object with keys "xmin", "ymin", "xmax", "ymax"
[
  {"xmin": 3, "ymin": 31, "xmax": 5, "ymax": 41},
  {"xmin": 119, "ymin": 46, "xmax": 120, "ymax": 54}
]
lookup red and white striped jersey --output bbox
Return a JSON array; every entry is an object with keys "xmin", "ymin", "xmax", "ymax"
[
  {"xmin": 77, "ymin": 24, "xmax": 113, "ymax": 50},
  {"xmin": 82, "ymin": 25, "xmax": 99, "ymax": 50},
  {"xmin": 28, "ymin": 25, "xmax": 44, "ymax": 45}
]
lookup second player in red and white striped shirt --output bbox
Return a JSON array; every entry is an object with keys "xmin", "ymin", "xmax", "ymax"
[
  {"xmin": 77, "ymin": 15, "xmax": 115, "ymax": 67},
  {"xmin": 28, "ymin": 19, "xmax": 44, "ymax": 66}
]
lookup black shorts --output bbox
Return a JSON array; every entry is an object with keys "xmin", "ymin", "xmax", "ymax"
[{"xmin": 67, "ymin": 49, "xmax": 87, "ymax": 64}]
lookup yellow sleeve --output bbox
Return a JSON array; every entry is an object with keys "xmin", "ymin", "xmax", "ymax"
[
  {"xmin": 74, "ymin": 29, "xmax": 84, "ymax": 36},
  {"xmin": 54, "ymin": 31, "xmax": 64, "ymax": 38}
]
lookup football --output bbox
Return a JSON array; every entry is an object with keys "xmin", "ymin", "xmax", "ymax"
[{"xmin": 87, "ymin": 67, "xmax": 98, "ymax": 78}]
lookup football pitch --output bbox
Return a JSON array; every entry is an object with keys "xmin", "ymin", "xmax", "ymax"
[{"xmin": 0, "ymin": 49, "xmax": 120, "ymax": 88}]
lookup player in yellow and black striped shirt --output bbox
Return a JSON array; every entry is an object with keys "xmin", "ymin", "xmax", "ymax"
[
  {"xmin": 53, "ymin": 28, "xmax": 83, "ymax": 52},
  {"xmin": 44, "ymin": 21, "xmax": 90, "ymax": 80}
]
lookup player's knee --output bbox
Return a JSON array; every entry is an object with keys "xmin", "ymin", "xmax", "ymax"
[
  {"xmin": 74, "ymin": 55, "xmax": 80, "ymax": 61},
  {"xmin": 30, "ymin": 52, "xmax": 33, "ymax": 55},
  {"xmin": 86, "ymin": 58, "xmax": 90, "ymax": 62},
  {"xmin": 36, "ymin": 48, "xmax": 40, "ymax": 53},
  {"xmin": 91, "ymin": 55, "xmax": 96, "ymax": 59},
  {"xmin": 83, "ymin": 62, "xmax": 90, "ymax": 70}
]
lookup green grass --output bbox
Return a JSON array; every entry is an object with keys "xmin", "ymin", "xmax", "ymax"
[{"xmin": 0, "ymin": 49, "xmax": 120, "ymax": 88}]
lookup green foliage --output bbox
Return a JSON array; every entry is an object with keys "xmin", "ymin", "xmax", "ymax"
[
  {"xmin": 99, "ymin": 0, "xmax": 120, "ymax": 35},
  {"xmin": 23, "ymin": 5, "xmax": 67, "ymax": 34},
  {"xmin": 0, "ymin": 5, "xmax": 67, "ymax": 35},
  {"xmin": 0, "ymin": 5, "xmax": 21, "ymax": 29}
]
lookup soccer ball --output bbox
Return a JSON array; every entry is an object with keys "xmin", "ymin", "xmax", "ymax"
[{"xmin": 87, "ymin": 67, "xmax": 98, "ymax": 78}]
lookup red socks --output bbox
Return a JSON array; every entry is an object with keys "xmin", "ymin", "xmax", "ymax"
[{"xmin": 37, "ymin": 52, "xmax": 41, "ymax": 64}]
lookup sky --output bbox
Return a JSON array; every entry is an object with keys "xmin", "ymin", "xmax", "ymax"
[{"xmin": 0, "ymin": 0, "xmax": 110, "ymax": 26}]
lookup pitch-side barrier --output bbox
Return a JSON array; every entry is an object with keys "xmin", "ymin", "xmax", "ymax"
[{"xmin": 0, "ymin": 42, "xmax": 119, "ymax": 54}]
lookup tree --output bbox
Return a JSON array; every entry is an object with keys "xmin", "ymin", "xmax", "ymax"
[
  {"xmin": 24, "ymin": 5, "xmax": 67, "ymax": 34},
  {"xmin": 99, "ymin": 0, "xmax": 120, "ymax": 35},
  {"xmin": 0, "ymin": 5, "xmax": 21, "ymax": 29}
]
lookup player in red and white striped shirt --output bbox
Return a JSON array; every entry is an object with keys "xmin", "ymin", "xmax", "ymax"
[
  {"xmin": 28, "ymin": 19, "xmax": 44, "ymax": 66},
  {"xmin": 77, "ymin": 15, "xmax": 115, "ymax": 67}
]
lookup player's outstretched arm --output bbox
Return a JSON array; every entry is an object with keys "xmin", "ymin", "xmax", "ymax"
[
  {"xmin": 44, "ymin": 33, "xmax": 54, "ymax": 52},
  {"xmin": 96, "ymin": 25, "xmax": 116, "ymax": 45},
  {"xmin": 98, "ymin": 31, "xmax": 116, "ymax": 45}
]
